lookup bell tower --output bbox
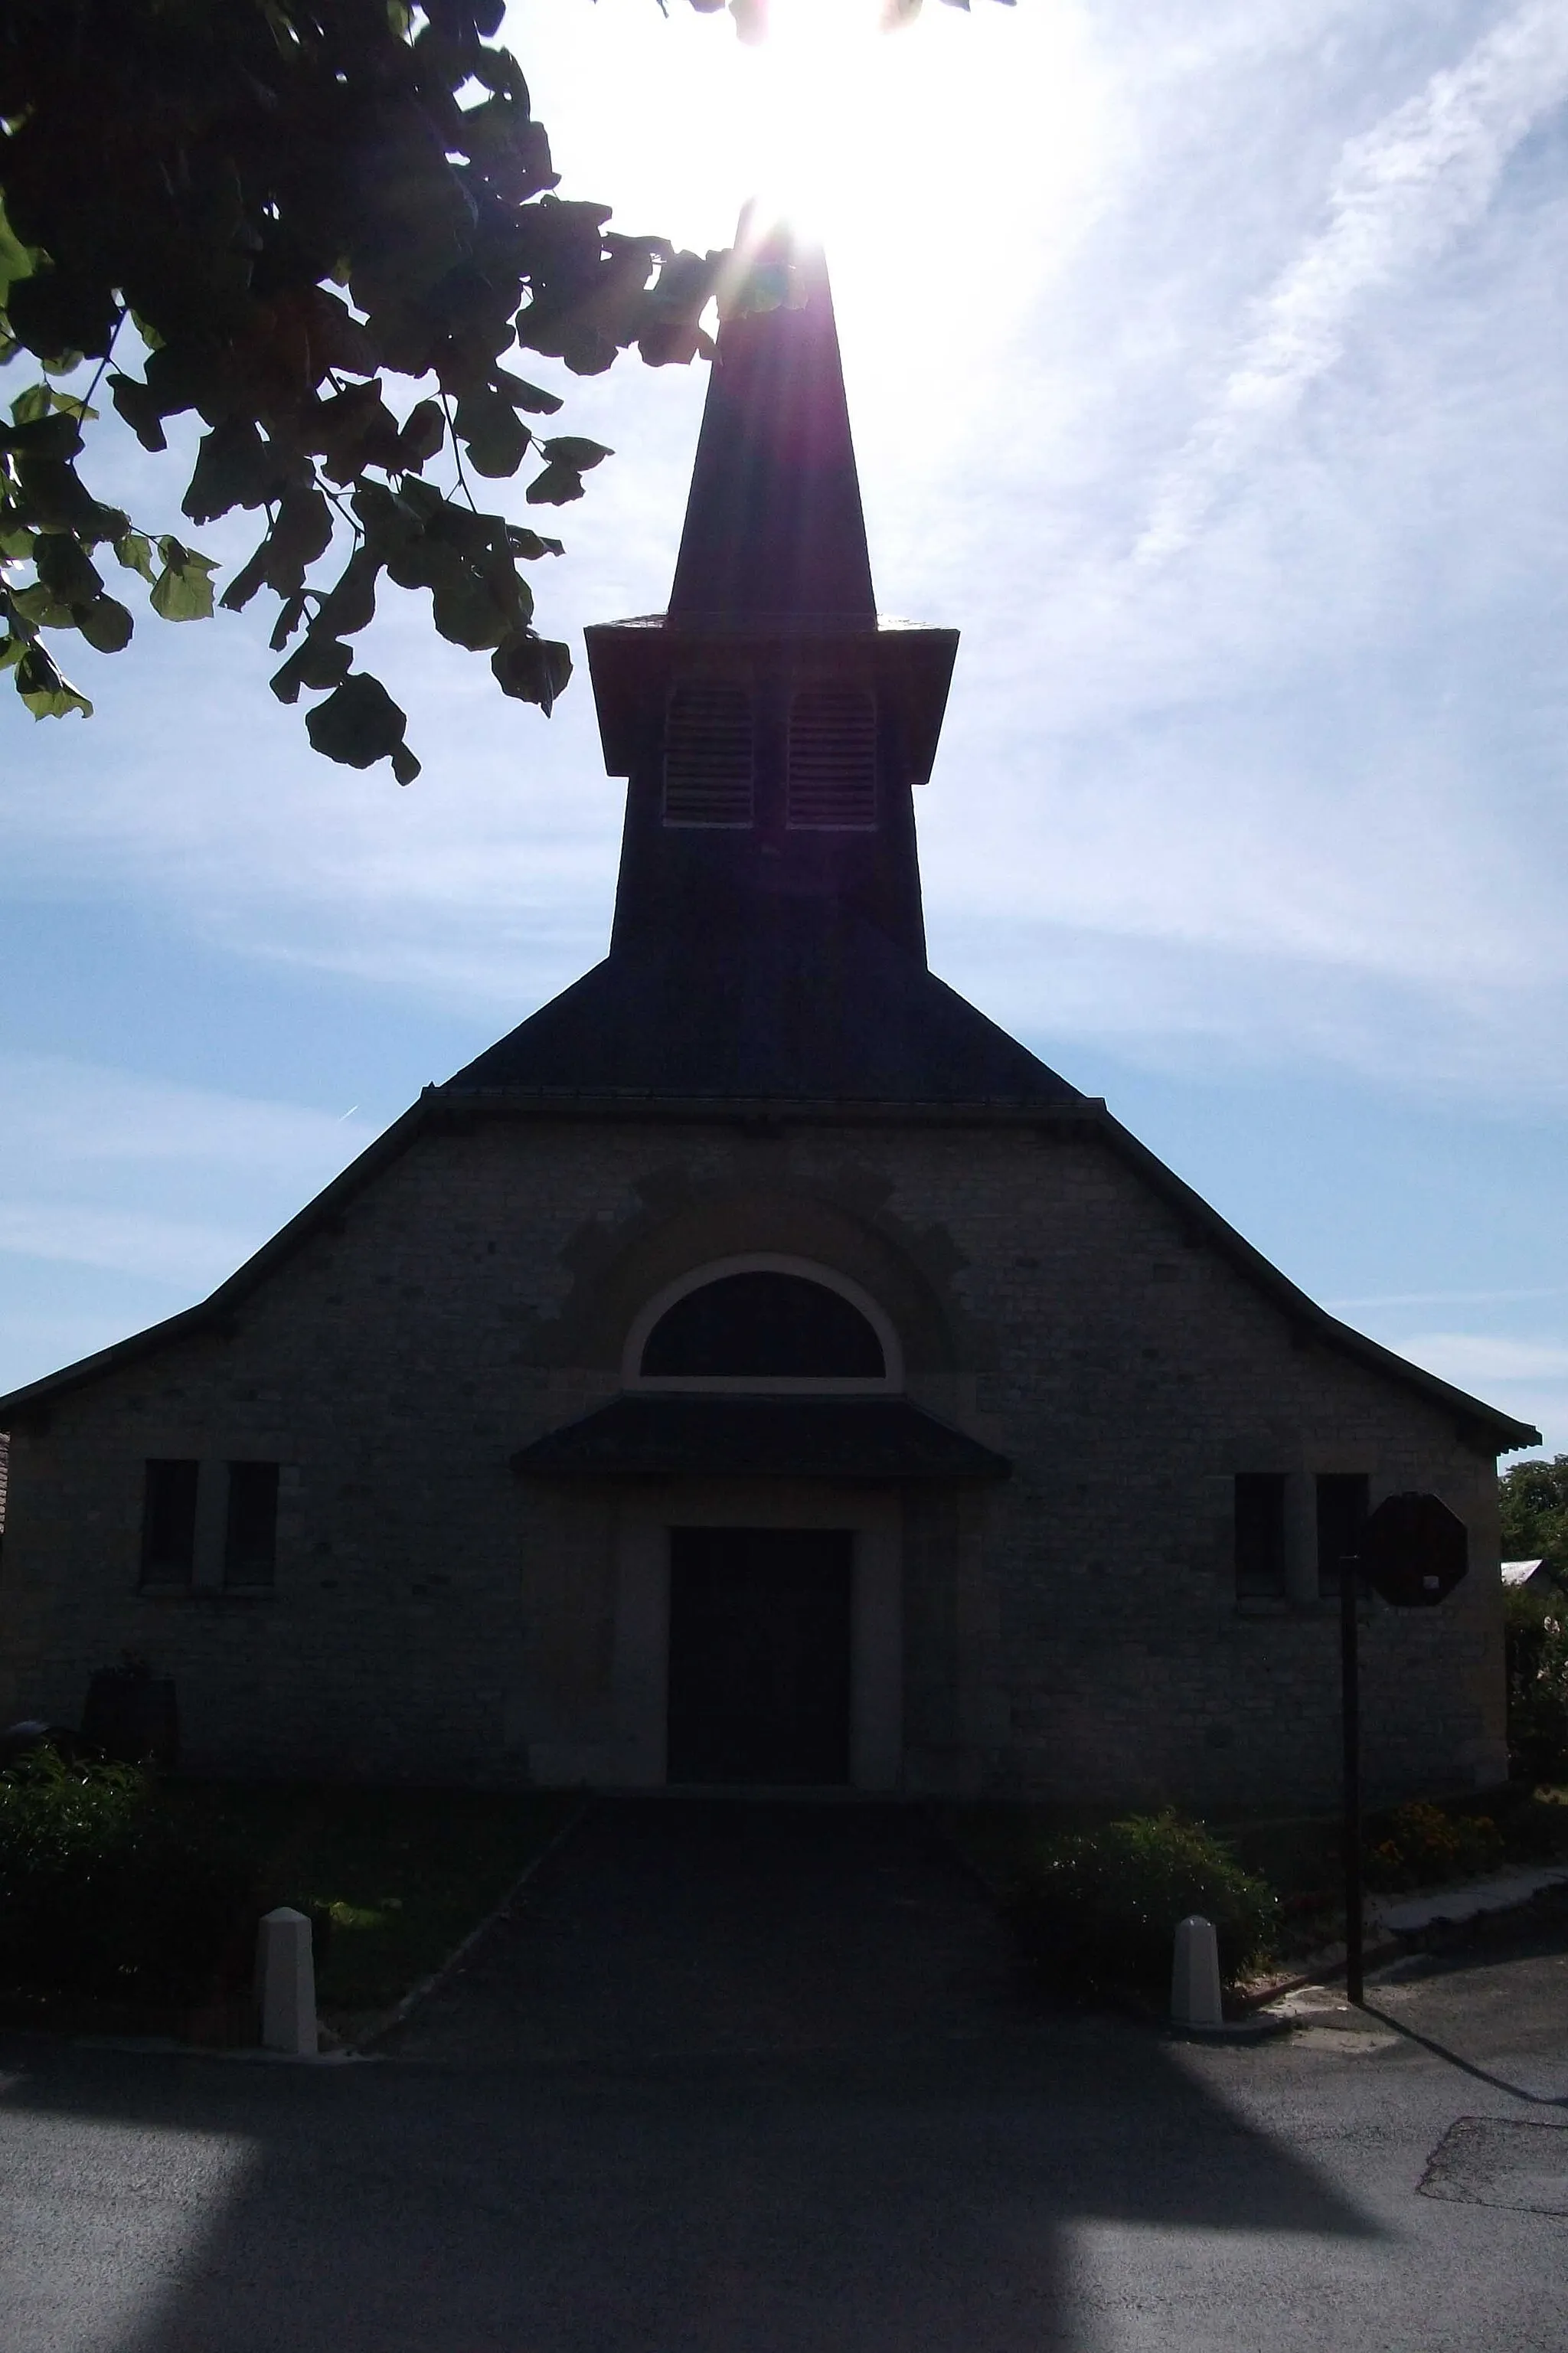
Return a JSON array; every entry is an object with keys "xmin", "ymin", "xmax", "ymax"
[{"xmin": 585, "ymin": 219, "xmax": 958, "ymax": 969}]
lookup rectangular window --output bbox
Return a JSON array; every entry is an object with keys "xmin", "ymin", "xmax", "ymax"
[
  {"xmin": 224, "ymin": 1461, "xmax": 279, "ymax": 1587},
  {"xmin": 141, "ymin": 1459, "xmax": 198, "ymax": 1585},
  {"xmin": 1234, "ymin": 1472, "xmax": 1287, "ymax": 1600},
  {"xmin": 1316, "ymin": 1472, "xmax": 1369, "ymax": 1600}
]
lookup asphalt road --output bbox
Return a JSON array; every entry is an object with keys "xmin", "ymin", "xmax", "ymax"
[{"xmin": 2, "ymin": 1801, "xmax": 1564, "ymax": 2353}]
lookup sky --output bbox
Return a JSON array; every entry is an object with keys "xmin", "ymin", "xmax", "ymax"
[{"xmin": 2, "ymin": 0, "xmax": 1566, "ymax": 1453}]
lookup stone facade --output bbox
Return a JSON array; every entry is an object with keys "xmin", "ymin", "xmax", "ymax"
[{"xmin": 0, "ymin": 1102, "xmax": 1511, "ymax": 1804}]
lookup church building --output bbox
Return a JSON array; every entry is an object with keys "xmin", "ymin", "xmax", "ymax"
[{"xmin": 0, "ymin": 234, "xmax": 1537, "ymax": 1806}]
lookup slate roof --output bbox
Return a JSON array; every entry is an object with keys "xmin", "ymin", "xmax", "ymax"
[{"xmin": 447, "ymin": 901, "xmax": 1078, "ymax": 1105}]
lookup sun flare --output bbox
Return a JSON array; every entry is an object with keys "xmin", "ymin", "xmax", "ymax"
[{"xmin": 732, "ymin": 0, "xmax": 909, "ymax": 245}]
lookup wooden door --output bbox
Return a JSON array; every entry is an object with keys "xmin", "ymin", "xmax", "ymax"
[{"xmin": 667, "ymin": 1527, "xmax": 853, "ymax": 1786}]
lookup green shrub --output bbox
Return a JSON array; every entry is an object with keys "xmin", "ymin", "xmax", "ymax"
[
  {"xmin": 1364, "ymin": 1799, "xmax": 1505, "ymax": 1893},
  {"xmin": 1005, "ymin": 1810, "xmax": 1279, "ymax": 1998},
  {"xmin": 1506, "ymin": 1588, "xmax": 1568, "ymax": 1787},
  {"xmin": 0, "ymin": 1747, "xmax": 253, "ymax": 2004}
]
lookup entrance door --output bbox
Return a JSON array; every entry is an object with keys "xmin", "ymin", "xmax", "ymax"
[{"xmin": 667, "ymin": 1527, "xmax": 853, "ymax": 1786}]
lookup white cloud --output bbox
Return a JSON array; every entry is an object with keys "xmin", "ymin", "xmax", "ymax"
[
  {"xmin": 0, "ymin": 1203, "xmax": 256, "ymax": 1289},
  {"xmin": 0, "ymin": 1056, "xmax": 376, "ymax": 1295},
  {"xmin": 1398, "ymin": 1332, "xmax": 1568, "ymax": 1386},
  {"xmin": 1137, "ymin": 0, "xmax": 1568, "ymax": 558},
  {"xmin": 0, "ymin": 1053, "xmax": 371, "ymax": 1172}
]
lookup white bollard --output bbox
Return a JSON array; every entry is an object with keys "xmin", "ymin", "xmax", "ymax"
[
  {"xmin": 1171, "ymin": 1913, "xmax": 1223, "ymax": 2029},
  {"xmin": 256, "ymin": 1906, "xmax": 318, "ymax": 2056}
]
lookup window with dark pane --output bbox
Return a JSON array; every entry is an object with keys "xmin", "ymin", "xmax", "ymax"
[
  {"xmin": 1233, "ymin": 1472, "xmax": 1287, "ymax": 1599},
  {"xmin": 1316, "ymin": 1472, "xmax": 1369, "ymax": 1600},
  {"xmin": 662, "ymin": 680, "xmax": 753, "ymax": 826},
  {"xmin": 786, "ymin": 685, "xmax": 877, "ymax": 829},
  {"xmin": 224, "ymin": 1461, "xmax": 279, "ymax": 1587},
  {"xmin": 141, "ymin": 1459, "xmax": 198, "ymax": 1585},
  {"xmin": 642, "ymin": 1273, "xmax": 885, "ymax": 1379}
]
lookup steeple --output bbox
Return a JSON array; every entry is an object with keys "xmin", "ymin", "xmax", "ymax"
[
  {"xmin": 668, "ymin": 223, "xmax": 876, "ymax": 624},
  {"xmin": 446, "ymin": 217, "xmax": 1076, "ymax": 1110},
  {"xmin": 584, "ymin": 215, "xmax": 957, "ymax": 966}
]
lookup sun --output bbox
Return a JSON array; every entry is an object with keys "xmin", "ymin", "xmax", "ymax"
[{"xmin": 731, "ymin": 0, "xmax": 904, "ymax": 245}]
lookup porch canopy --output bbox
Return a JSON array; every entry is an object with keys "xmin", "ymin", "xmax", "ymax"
[{"xmin": 511, "ymin": 1396, "xmax": 1010, "ymax": 1484}]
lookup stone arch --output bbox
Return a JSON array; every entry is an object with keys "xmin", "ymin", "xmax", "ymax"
[
  {"xmin": 543, "ymin": 1175, "xmax": 964, "ymax": 1382},
  {"xmin": 623, "ymin": 1254, "xmax": 903, "ymax": 1391}
]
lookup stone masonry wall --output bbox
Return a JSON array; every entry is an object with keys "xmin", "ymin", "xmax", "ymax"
[{"xmin": 0, "ymin": 1110, "xmax": 1507, "ymax": 1802}]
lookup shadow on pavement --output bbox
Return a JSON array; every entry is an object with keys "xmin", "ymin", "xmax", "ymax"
[{"xmin": 0, "ymin": 1799, "xmax": 1385, "ymax": 2353}]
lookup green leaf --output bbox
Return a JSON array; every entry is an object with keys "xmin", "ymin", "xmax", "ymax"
[
  {"xmin": 11, "ymin": 383, "xmax": 53, "ymax": 428},
  {"xmin": 430, "ymin": 575, "xmax": 513, "ymax": 651},
  {"xmin": 0, "ymin": 195, "xmax": 36, "ymax": 306},
  {"xmin": 263, "ymin": 484, "xmax": 335, "ymax": 595},
  {"xmin": 540, "ymin": 436, "xmax": 612, "ymax": 471},
  {"xmin": 493, "ymin": 371, "xmax": 563, "ymax": 416},
  {"xmin": 73, "ymin": 596, "xmax": 135, "ymax": 654},
  {"xmin": 304, "ymin": 673, "xmax": 411, "ymax": 770},
  {"xmin": 0, "ymin": 522, "xmax": 37, "ymax": 560},
  {"xmin": 524, "ymin": 462, "xmax": 584, "ymax": 508},
  {"xmin": 453, "ymin": 392, "xmax": 531, "ymax": 479},
  {"xmin": 393, "ymin": 399, "xmax": 446, "ymax": 470},
  {"xmin": 219, "ymin": 544, "xmax": 271, "ymax": 614},
  {"xmin": 156, "ymin": 536, "xmax": 215, "ymax": 572},
  {"xmin": 8, "ymin": 583, "xmax": 74, "ymax": 628},
  {"xmin": 15, "ymin": 644, "xmax": 93, "ymax": 721},
  {"xmin": 3, "ymin": 412, "xmax": 84, "ymax": 462},
  {"xmin": 269, "ymin": 593, "xmax": 309, "ymax": 652},
  {"xmin": 391, "ymin": 743, "xmax": 422, "ymax": 786},
  {"xmin": 0, "ymin": 634, "xmax": 26, "ymax": 672},
  {"xmin": 315, "ymin": 547, "xmax": 381, "ymax": 637},
  {"xmin": 491, "ymin": 632, "xmax": 571, "ymax": 712},
  {"xmin": 113, "ymin": 533, "xmax": 156, "ymax": 583},
  {"xmin": 149, "ymin": 542, "xmax": 217, "ymax": 622},
  {"xmin": 183, "ymin": 420, "xmax": 286, "ymax": 523},
  {"xmin": 270, "ymin": 636, "xmax": 354, "ymax": 705},
  {"xmin": 24, "ymin": 387, "xmax": 97, "ymax": 423},
  {"xmin": 505, "ymin": 526, "xmax": 564, "ymax": 560},
  {"xmin": 109, "ymin": 373, "xmax": 168, "ymax": 453},
  {"xmin": 34, "ymin": 534, "xmax": 104, "ymax": 605}
]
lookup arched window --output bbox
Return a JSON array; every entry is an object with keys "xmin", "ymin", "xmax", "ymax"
[
  {"xmin": 640, "ymin": 1271, "xmax": 887, "ymax": 1379},
  {"xmin": 786, "ymin": 685, "xmax": 877, "ymax": 830},
  {"xmin": 664, "ymin": 679, "xmax": 753, "ymax": 827}
]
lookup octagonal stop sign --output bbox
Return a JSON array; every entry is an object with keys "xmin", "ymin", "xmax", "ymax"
[{"xmin": 1360, "ymin": 1492, "xmax": 1469, "ymax": 1607}]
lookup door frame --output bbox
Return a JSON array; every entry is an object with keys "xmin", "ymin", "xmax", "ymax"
[{"xmin": 610, "ymin": 1480, "xmax": 903, "ymax": 1790}]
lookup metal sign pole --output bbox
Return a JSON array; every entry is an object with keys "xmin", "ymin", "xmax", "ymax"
[{"xmin": 1340, "ymin": 1551, "xmax": 1363, "ymax": 2006}]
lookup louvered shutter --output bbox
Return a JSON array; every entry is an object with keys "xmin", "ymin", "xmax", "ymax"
[
  {"xmin": 786, "ymin": 686, "xmax": 877, "ymax": 828},
  {"xmin": 663, "ymin": 681, "xmax": 754, "ymax": 826}
]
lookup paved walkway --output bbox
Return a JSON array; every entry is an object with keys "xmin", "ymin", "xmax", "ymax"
[{"xmin": 384, "ymin": 1797, "xmax": 1028, "ymax": 2065}]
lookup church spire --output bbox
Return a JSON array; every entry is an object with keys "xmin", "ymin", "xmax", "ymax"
[
  {"xmin": 668, "ymin": 217, "xmax": 876, "ymax": 625},
  {"xmin": 583, "ymin": 215, "xmax": 960, "ymax": 971}
]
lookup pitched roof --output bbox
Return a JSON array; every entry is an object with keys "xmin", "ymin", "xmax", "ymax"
[{"xmin": 447, "ymin": 902, "xmax": 1077, "ymax": 1104}]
